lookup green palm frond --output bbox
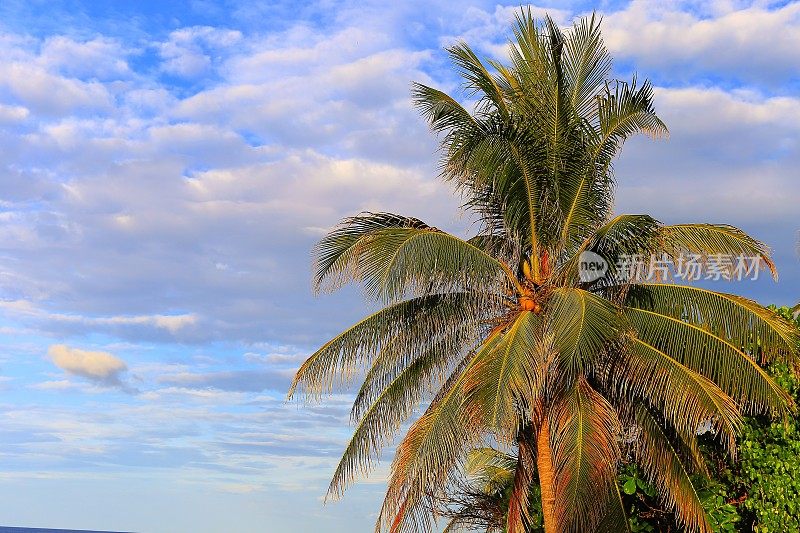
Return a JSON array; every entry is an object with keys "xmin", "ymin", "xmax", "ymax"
[
  {"xmin": 628, "ymin": 284, "xmax": 800, "ymax": 364},
  {"xmin": 447, "ymin": 42, "xmax": 510, "ymax": 117},
  {"xmin": 550, "ymin": 377, "xmax": 621, "ymax": 531},
  {"xmin": 632, "ymin": 405, "xmax": 712, "ymax": 533},
  {"xmin": 594, "ymin": 76, "xmax": 668, "ymax": 164},
  {"xmin": 621, "ymin": 336, "xmax": 741, "ymax": 456},
  {"xmin": 329, "ymin": 328, "xmax": 478, "ymax": 500},
  {"xmin": 547, "ymin": 287, "xmax": 625, "ymax": 378},
  {"xmin": 464, "ymin": 311, "xmax": 544, "ymax": 439},
  {"xmin": 658, "ymin": 223, "xmax": 776, "ymax": 279},
  {"xmin": 562, "ymin": 12, "xmax": 612, "ymax": 120},
  {"xmin": 313, "ymin": 212, "xmax": 508, "ymax": 301},
  {"xmin": 626, "ymin": 307, "xmax": 793, "ymax": 416},
  {"xmin": 378, "ymin": 340, "xmax": 495, "ymax": 533},
  {"xmin": 464, "ymin": 447, "xmax": 517, "ymax": 485},
  {"xmin": 557, "ymin": 214, "xmax": 661, "ymax": 282},
  {"xmin": 350, "ymin": 295, "xmax": 490, "ymax": 420},
  {"xmin": 411, "ymin": 83, "xmax": 480, "ymax": 135},
  {"xmin": 289, "ymin": 293, "xmax": 480, "ymax": 399}
]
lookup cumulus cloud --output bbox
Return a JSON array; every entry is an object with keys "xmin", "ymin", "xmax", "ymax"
[
  {"xmin": 159, "ymin": 26, "xmax": 243, "ymax": 77},
  {"xmin": 47, "ymin": 344, "xmax": 128, "ymax": 388},
  {"xmin": 602, "ymin": 1, "xmax": 800, "ymax": 86},
  {"xmin": 38, "ymin": 36, "xmax": 132, "ymax": 80}
]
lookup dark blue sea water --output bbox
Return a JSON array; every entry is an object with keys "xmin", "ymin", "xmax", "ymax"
[{"xmin": 0, "ymin": 528, "xmax": 131, "ymax": 533}]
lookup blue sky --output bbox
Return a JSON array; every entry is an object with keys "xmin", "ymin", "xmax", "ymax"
[{"xmin": 0, "ymin": 0, "xmax": 798, "ymax": 531}]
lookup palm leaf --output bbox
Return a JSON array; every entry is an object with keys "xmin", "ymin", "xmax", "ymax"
[
  {"xmin": 549, "ymin": 377, "xmax": 621, "ymax": 531},
  {"xmin": 632, "ymin": 405, "xmax": 712, "ymax": 533},
  {"xmin": 314, "ymin": 212, "xmax": 508, "ymax": 300},
  {"xmin": 289, "ymin": 294, "xmax": 479, "ymax": 399},
  {"xmin": 658, "ymin": 223, "xmax": 776, "ymax": 279},
  {"xmin": 547, "ymin": 287, "xmax": 626, "ymax": 378},
  {"xmin": 626, "ymin": 307, "xmax": 793, "ymax": 416},
  {"xmin": 628, "ymin": 283, "xmax": 799, "ymax": 364}
]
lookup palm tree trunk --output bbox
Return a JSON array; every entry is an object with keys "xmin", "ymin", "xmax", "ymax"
[{"xmin": 537, "ymin": 421, "xmax": 557, "ymax": 532}]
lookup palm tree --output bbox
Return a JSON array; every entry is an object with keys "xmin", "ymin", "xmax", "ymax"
[
  {"xmin": 288, "ymin": 11, "xmax": 799, "ymax": 533},
  {"xmin": 440, "ymin": 447, "xmax": 540, "ymax": 532}
]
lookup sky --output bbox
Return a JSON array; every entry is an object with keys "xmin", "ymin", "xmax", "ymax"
[{"xmin": 0, "ymin": 0, "xmax": 797, "ymax": 531}]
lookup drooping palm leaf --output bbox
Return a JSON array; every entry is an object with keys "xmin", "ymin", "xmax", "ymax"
[
  {"xmin": 631, "ymin": 405, "xmax": 712, "ymax": 533},
  {"xmin": 549, "ymin": 377, "xmax": 621, "ymax": 531},
  {"xmin": 626, "ymin": 306, "xmax": 793, "ymax": 416}
]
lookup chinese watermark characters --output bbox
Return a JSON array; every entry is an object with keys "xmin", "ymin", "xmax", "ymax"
[{"xmin": 578, "ymin": 252, "xmax": 767, "ymax": 283}]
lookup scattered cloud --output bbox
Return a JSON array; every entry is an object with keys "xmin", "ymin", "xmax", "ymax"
[
  {"xmin": 47, "ymin": 344, "xmax": 128, "ymax": 388},
  {"xmin": 0, "ymin": 2, "xmax": 797, "ymax": 531}
]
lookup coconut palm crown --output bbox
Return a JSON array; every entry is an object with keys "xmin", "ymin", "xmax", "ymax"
[{"xmin": 288, "ymin": 11, "xmax": 799, "ymax": 533}]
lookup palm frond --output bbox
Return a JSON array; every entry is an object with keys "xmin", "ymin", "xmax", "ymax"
[
  {"xmin": 594, "ymin": 77, "xmax": 668, "ymax": 164},
  {"xmin": 557, "ymin": 214, "xmax": 661, "ymax": 283},
  {"xmin": 328, "ymin": 327, "xmax": 478, "ymax": 500},
  {"xmin": 632, "ymin": 405, "xmax": 712, "ymax": 533},
  {"xmin": 447, "ymin": 42, "xmax": 510, "ymax": 117},
  {"xmin": 314, "ymin": 212, "xmax": 508, "ymax": 301},
  {"xmin": 289, "ymin": 293, "xmax": 480, "ymax": 399},
  {"xmin": 378, "ymin": 340, "xmax": 496, "ymax": 533},
  {"xmin": 563, "ymin": 12, "xmax": 612, "ymax": 119},
  {"xmin": 547, "ymin": 287, "xmax": 626, "ymax": 378},
  {"xmin": 658, "ymin": 223, "xmax": 776, "ymax": 279},
  {"xmin": 550, "ymin": 377, "xmax": 621, "ymax": 531},
  {"xmin": 464, "ymin": 311, "xmax": 544, "ymax": 440},
  {"xmin": 620, "ymin": 336, "xmax": 741, "ymax": 456},
  {"xmin": 506, "ymin": 429, "xmax": 536, "ymax": 533},
  {"xmin": 628, "ymin": 283, "xmax": 799, "ymax": 364},
  {"xmin": 626, "ymin": 306, "xmax": 793, "ymax": 416}
]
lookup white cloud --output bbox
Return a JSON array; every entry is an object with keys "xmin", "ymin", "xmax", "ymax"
[
  {"xmin": 38, "ymin": 36, "xmax": 132, "ymax": 80},
  {"xmin": 47, "ymin": 344, "xmax": 128, "ymax": 386},
  {"xmin": 0, "ymin": 103, "xmax": 29, "ymax": 123},
  {"xmin": 159, "ymin": 26, "xmax": 243, "ymax": 77},
  {"xmin": 0, "ymin": 61, "xmax": 114, "ymax": 116},
  {"xmin": 601, "ymin": 1, "xmax": 800, "ymax": 85}
]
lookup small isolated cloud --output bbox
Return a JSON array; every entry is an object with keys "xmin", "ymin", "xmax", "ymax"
[{"xmin": 47, "ymin": 344, "xmax": 128, "ymax": 388}]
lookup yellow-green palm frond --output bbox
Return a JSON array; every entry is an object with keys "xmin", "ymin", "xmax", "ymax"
[
  {"xmin": 625, "ymin": 306, "xmax": 793, "ymax": 416},
  {"xmin": 632, "ymin": 405, "xmax": 712, "ymax": 533},
  {"xmin": 619, "ymin": 337, "xmax": 741, "ymax": 458},
  {"xmin": 547, "ymin": 287, "xmax": 626, "ymax": 378},
  {"xmin": 594, "ymin": 76, "xmax": 668, "ymax": 164},
  {"xmin": 350, "ymin": 297, "xmax": 488, "ymax": 420},
  {"xmin": 550, "ymin": 377, "xmax": 621, "ymax": 531},
  {"xmin": 328, "ymin": 328, "xmax": 478, "ymax": 501},
  {"xmin": 557, "ymin": 214, "xmax": 661, "ymax": 282},
  {"xmin": 313, "ymin": 212, "xmax": 508, "ymax": 301},
  {"xmin": 289, "ymin": 293, "xmax": 486, "ymax": 399},
  {"xmin": 463, "ymin": 311, "xmax": 544, "ymax": 439},
  {"xmin": 628, "ymin": 284, "xmax": 800, "ymax": 365},
  {"xmin": 378, "ymin": 341, "xmax": 497, "ymax": 533},
  {"xmin": 562, "ymin": 12, "xmax": 612, "ymax": 120},
  {"xmin": 464, "ymin": 446, "xmax": 517, "ymax": 489},
  {"xmin": 658, "ymin": 223, "xmax": 776, "ymax": 279},
  {"xmin": 446, "ymin": 41, "xmax": 510, "ymax": 118},
  {"xmin": 411, "ymin": 83, "xmax": 480, "ymax": 136}
]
